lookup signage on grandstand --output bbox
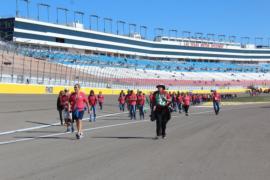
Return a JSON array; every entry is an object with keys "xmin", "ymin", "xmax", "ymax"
[{"xmin": 184, "ymin": 42, "xmax": 224, "ymax": 48}]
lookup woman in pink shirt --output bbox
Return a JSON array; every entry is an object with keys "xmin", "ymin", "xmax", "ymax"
[
  {"xmin": 128, "ymin": 90, "xmax": 137, "ymax": 120},
  {"xmin": 183, "ymin": 93, "xmax": 191, "ymax": 116},
  {"xmin": 137, "ymin": 91, "xmax": 145, "ymax": 120},
  {"xmin": 88, "ymin": 90, "xmax": 98, "ymax": 122},
  {"xmin": 97, "ymin": 91, "xmax": 105, "ymax": 110},
  {"xmin": 118, "ymin": 92, "xmax": 126, "ymax": 112},
  {"xmin": 69, "ymin": 84, "xmax": 90, "ymax": 139}
]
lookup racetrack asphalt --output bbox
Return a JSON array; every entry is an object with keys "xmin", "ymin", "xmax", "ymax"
[{"xmin": 0, "ymin": 94, "xmax": 270, "ymax": 180}]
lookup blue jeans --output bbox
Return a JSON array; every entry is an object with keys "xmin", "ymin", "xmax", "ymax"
[
  {"xmin": 213, "ymin": 101, "xmax": 220, "ymax": 114},
  {"xmin": 119, "ymin": 103, "xmax": 125, "ymax": 111},
  {"xmin": 137, "ymin": 105, "xmax": 144, "ymax": 120},
  {"xmin": 130, "ymin": 105, "xmax": 136, "ymax": 120},
  {"xmin": 90, "ymin": 105, "xmax": 96, "ymax": 121},
  {"xmin": 177, "ymin": 103, "xmax": 182, "ymax": 112}
]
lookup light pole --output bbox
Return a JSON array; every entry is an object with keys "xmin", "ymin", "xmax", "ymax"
[
  {"xmin": 169, "ymin": 29, "xmax": 178, "ymax": 39},
  {"xmin": 74, "ymin": 11, "xmax": 85, "ymax": 24},
  {"xmin": 129, "ymin": 23, "xmax": 136, "ymax": 37},
  {"xmin": 90, "ymin": 15, "xmax": 99, "ymax": 30},
  {"xmin": 16, "ymin": 0, "xmax": 30, "ymax": 18},
  {"xmin": 255, "ymin": 37, "xmax": 263, "ymax": 46},
  {"xmin": 140, "ymin": 25, "xmax": 147, "ymax": 39},
  {"xmin": 207, "ymin": 33, "xmax": 215, "ymax": 44},
  {"xmin": 56, "ymin": 7, "xmax": 69, "ymax": 25},
  {"xmin": 218, "ymin": 34, "xmax": 225, "ymax": 42},
  {"xmin": 241, "ymin": 37, "xmax": 250, "ymax": 45},
  {"xmin": 37, "ymin": 3, "xmax": 50, "ymax": 22},
  {"xmin": 25, "ymin": 0, "xmax": 30, "ymax": 18},
  {"xmin": 229, "ymin": 35, "xmax": 236, "ymax": 43},
  {"xmin": 117, "ymin": 20, "xmax": 125, "ymax": 35},
  {"xmin": 16, "ymin": 0, "xmax": 19, "ymax": 17},
  {"xmin": 155, "ymin": 28, "xmax": 164, "ymax": 38},
  {"xmin": 182, "ymin": 31, "xmax": 191, "ymax": 40},
  {"xmin": 103, "ymin": 18, "xmax": 113, "ymax": 33}
]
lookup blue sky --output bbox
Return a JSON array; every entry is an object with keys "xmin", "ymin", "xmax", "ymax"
[{"xmin": 1, "ymin": 0, "xmax": 270, "ymax": 44}]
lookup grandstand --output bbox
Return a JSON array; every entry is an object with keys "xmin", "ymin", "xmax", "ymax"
[{"xmin": 1, "ymin": 2, "xmax": 270, "ymax": 91}]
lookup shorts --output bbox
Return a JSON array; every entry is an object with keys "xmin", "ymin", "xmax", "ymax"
[
  {"xmin": 63, "ymin": 109, "xmax": 72, "ymax": 120},
  {"xmin": 72, "ymin": 110, "xmax": 84, "ymax": 121}
]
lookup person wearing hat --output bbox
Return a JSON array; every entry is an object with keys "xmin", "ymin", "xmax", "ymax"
[{"xmin": 152, "ymin": 84, "xmax": 171, "ymax": 139}]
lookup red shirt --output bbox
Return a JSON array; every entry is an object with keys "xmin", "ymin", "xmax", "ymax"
[
  {"xmin": 125, "ymin": 94, "xmax": 130, "ymax": 103},
  {"xmin": 97, "ymin": 95, "xmax": 104, "ymax": 103},
  {"xmin": 137, "ymin": 95, "xmax": 145, "ymax": 105},
  {"xmin": 183, "ymin": 95, "xmax": 191, "ymax": 106},
  {"xmin": 149, "ymin": 94, "xmax": 154, "ymax": 103},
  {"xmin": 118, "ymin": 95, "xmax": 125, "ymax": 104},
  {"xmin": 128, "ymin": 93, "xmax": 137, "ymax": 105},
  {"xmin": 88, "ymin": 95, "xmax": 97, "ymax": 106},
  {"xmin": 69, "ymin": 92, "xmax": 87, "ymax": 111},
  {"xmin": 176, "ymin": 95, "xmax": 183, "ymax": 103},
  {"xmin": 60, "ymin": 94, "xmax": 69, "ymax": 110},
  {"xmin": 212, "ymin": 93, "xmax": 221, "ymax": 102}
]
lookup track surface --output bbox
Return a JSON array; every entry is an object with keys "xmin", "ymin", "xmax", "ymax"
[{"xmin": 0, "ymin": 95, "xmax": 270, "ymax": 180}]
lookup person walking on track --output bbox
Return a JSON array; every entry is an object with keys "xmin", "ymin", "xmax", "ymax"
[
  {"xmin": 183, "ymin": 92, "xmax": 191, "ymax": 116},
  {"xmin": 212, "ymin": 90, "xmax": 221, "ymax": 115},
  {"xmin": 61, "ymin": 88, "xmax": 73, "ymax": 132},
  {"xmin": 137, "ymin": 91, "xmax": 146, "ymax": 120},
  {"xmin": 128, "ymin": 90, "xmax": 137, "ymax": 120},
  {"xmin": 57, "ymin": 91, "xmax": 64, "ymax": 125},
  {"xmin": 88, "ymin": 90, "xmax": 98, "ymax": 122},
  {"xmin": 176, "ymin": 92, "xmax": 183, "ymax": 113},
  {"xmin": 152, "ymin": 84, "xmax": 171, "ymax": 139},
  {"xmin": 97, "ymin": 91, "xmax": 104, "ymax": 111},
  {"xmin": 118, "ymin": 91, "xmax": 126, "ymax": 112},
  {"xmin": 69, "ymin": 84, "xmax": 90, "ymax": 139}
]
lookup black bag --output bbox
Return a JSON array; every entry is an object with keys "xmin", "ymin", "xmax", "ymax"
[{"xmin": 150, "ymin": 110, "xmax": 156, "ymax": 121}]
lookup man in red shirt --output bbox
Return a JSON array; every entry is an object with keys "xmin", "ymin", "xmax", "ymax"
[
  {"xmin": 69, "ymin": 84, "xmax": 90, "ymax": 139},
  {"xmin": 152, "ymin": 85, "xmax": 171, "ymax": 139},
  {"xmin": 183, "ymin": 92, "xmax": 191, "ymax": 116},
  {"xmin": 137, "ymin": 91, "xmax": 145, "ymax": 120},
  {"xmin": 97, "ymin": 91, "xmax": 104, "ymax": 111},
  {"xmin": 88, "ymin": 90, "xmax": 98, "ymax": 122},
  {"xmin": 128, "ymin": 90, "xmax": 137, "ymax": 120},
  {"xmin": 212, "ymin": 90, "xmax": 221, "ymax": 115}
]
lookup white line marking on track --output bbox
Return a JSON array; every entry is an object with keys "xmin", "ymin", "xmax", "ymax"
[
  {"xmin": 0, "ymin": 105, "xmax": 260, "ymax": 145},
  {"xmin": 0, "ymin": 111, "xmax": 129, "ymax": 136},
  {"xmin": 0, "ymin": 120, "xmax": 147, "ymax": 145}
]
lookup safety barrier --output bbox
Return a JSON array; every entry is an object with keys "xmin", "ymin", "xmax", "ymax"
[{"xmin": 0, "ymin": 83, "xmax": 248, "ymax": 95}]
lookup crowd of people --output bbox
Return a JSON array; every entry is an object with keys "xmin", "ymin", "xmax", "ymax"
[{"xmin": 57, "ymin": 84, "xmax": 222, "ymax": 140}]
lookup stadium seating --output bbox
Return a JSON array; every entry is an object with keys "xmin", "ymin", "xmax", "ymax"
[{"xmin": 1, "ymin": 43, "xmax": 270, "ymax": 90}]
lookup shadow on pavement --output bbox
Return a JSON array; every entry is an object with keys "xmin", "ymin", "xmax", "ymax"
[{"xmin": 92, "ymin": 136, "xmax": 155, "ymax": 140}]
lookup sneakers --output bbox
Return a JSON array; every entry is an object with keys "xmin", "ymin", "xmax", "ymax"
[
  {"xmin": 76, "ymin": 132, "xmax": 84, "ymax": 139},
  {"xmin": 66, "ymin": 126, "xmax": 71, "ymax": 132}
]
